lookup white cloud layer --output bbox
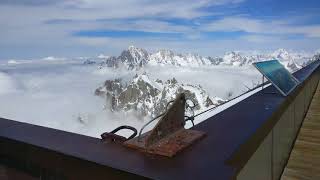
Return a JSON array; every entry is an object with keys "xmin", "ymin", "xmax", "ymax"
[{"xmin": 0, "ymin": 59, "xmax": 261, "ymax": 137}]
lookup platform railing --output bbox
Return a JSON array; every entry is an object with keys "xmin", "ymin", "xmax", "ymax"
[{"xmin": 235, "ymin": 63, "xmax": 320, "ymax": 180}]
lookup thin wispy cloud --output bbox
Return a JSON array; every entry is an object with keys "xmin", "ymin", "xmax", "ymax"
[
  {"xmin": 0, "ymin": 0, "xmax": 319, "ymax": 58},
  {"xmin": 205, "ymin": 16, "xmax": 320, "ymax": 38}
]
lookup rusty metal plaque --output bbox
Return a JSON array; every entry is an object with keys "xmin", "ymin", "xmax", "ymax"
[{"xmin": 125, "ymin": 129, "xmax": 205, "ymax": 157}]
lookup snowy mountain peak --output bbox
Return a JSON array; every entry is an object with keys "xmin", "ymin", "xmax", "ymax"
[
  {"xmin": 156, "ymin": 49, "xmax": 175, "ymax": 58},
  {"xmin": 97, "ymin": 54, "xmax": 109, "ymax": 59},
  {"xmin": 150, "ymin": 49, "xmax": 212, "ymax": 67},
  {"xmin": 223, "ymin": 51, "xmax": 241, "ymax": 59},
  {"xmin": 149, "ymin": 49, "xmax": 177, "ymax": 66},
  {"xmin": 116, "ymin": 46, "xmax": 150, "ymax": 69},
  {"xmin": 127, "ymin": 46, "xmax": 149, "ymax": 57},
  {"xmin": 222, "ymin": 51, "xmax": 246, "ymax": 66},
  {"xmin": 272, "ymin": 49, "xmax": 291, "ymax": 60}
]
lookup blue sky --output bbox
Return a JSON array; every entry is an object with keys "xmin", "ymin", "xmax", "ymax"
[{"xmin": 0, "ymin": 0, "xmax": 320, "ymax": 59}]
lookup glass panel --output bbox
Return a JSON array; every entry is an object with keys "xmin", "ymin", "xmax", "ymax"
[{"xmin": 253, "ymin": 60, "xmax": 299, "ymax": 96}]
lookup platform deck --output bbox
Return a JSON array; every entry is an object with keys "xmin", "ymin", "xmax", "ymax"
[{"xmin": 282, "ymin": 83, "xmax": 320, "ymax": 180}]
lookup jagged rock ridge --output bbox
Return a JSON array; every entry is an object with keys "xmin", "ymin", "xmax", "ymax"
[{"xmin": 95, "ymin": 73, "xmax": 224, "ymax": 117}]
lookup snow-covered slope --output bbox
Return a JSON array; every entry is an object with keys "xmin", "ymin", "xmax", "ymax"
[
  {"xmin": 96, "ymin": 46, "xmax": 313, "ymax": 72},
  {"xmin": 219, "ymin": 49, "xmax": 305, "ymax": 71},
  {"xmin": 221, "ymin": 51, "xmax": 248, "ymax": 66},
  {"xmin": 149, "ymin": 50, "xmax": 211, "ymax": 67},
  {"xmin": 270, "ymin": 49, "xmax": 301, "ymax": 71}
]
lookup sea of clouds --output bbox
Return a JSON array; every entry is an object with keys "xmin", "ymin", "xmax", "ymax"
[{"xmin": 0, "ymin": 59, "xmax": 262, "ymax": 138}]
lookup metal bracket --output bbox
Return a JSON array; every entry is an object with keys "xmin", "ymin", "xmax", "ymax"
[
  {"xmin": 101, "ymin": 125, "xmax": 137, "ymax": 143},
  {"xmin": 124, "ymin": 93, "xmax": 206, "ymax": 157}
]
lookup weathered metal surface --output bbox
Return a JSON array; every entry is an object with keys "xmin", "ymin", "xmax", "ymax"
[
  {"xmin": 101, "ymin": 125, "xmax": 137, "ymax": 143},
  {"xmin": 124, "ymin": 93, "xmax": 206, "ymax": 157},
  {"xmin": 125, "ymin": 129, "xmax": 206, "ymax": 157},
  {"xmin": 101, "ymin": 132, "xmax": 127, "ymax": 143},
  {"xmin": 145, "ymin": 94, "xmax": 186, "ymax": 147}
]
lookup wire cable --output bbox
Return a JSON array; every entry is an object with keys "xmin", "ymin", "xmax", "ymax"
[
  {"xmin": 138, "ymin": 81, "xmax": 269, "ymax": 139},
  {"xmin": 190, "ymin": 82, "xmax": 269, "ymax": 119}
]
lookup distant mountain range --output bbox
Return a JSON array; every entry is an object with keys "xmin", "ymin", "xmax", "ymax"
[
  {"xmin": 92, "ymin": 46, "xmax": 319, "ymax": 117},
  {"xmin": 93, "ymin": 46, "xmax": 317, "ymax": 72}
]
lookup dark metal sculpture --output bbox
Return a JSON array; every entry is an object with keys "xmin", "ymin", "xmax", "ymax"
[
  {"xmin": 101, "ymin": 93, "xmax": 206, "ymax": 157},
  {"xmin": 100, "ymin": 93, "xmax": 206, "ymax": 157}
]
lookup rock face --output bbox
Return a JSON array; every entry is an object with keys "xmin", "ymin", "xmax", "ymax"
[
  {"xmin": 83, "ymin": 59, "xmax": 96, "ymax": 65},
  {"xmin": 207, "ymin": 56, "xmax": 224, "ymax": 65},
  {"xmin": 95, "ymin": 73, "xmax": 224, "ymax": 117},
  {"xmin": 98, "ymin": 46, "xmax": 149, "ymax": 70},
  {"xmin": 118, "ymin": 46, "xmax": 150, "ymax": 69},
  {"xmin": 99, "ymin": 56, "xmax": 118, "ymax": 69}
]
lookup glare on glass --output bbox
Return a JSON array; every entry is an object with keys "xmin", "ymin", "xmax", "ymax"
[{"xmin": 253, "ymin": 60, "xmax": 299, "ymax": 96}]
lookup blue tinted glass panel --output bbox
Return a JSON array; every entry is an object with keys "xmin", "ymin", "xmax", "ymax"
[{"xmin": 253, "ymin": 60, "xmax": 299, "ymax": 96}]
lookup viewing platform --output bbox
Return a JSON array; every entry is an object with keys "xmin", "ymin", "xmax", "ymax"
[{"xmin": 0, "ymin": 59, "xmax": 320, "ymax": 180}]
